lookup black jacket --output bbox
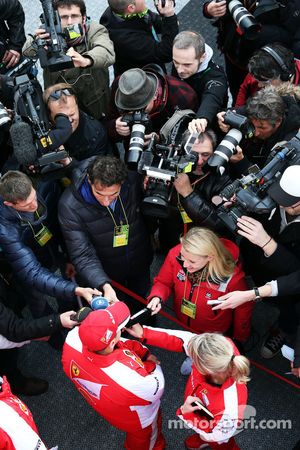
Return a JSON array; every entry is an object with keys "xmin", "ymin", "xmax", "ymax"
[
  {"xmin": 180, "ymin": 170, "xmax": 233, "ymax": 232},
  {"xmin": 172, "ymin": 54, "xmax": 228, "ymax": 125},
  {"xmin": 0, "ymin": 0, "xmax": 25, "ymax": 54},
  {"xmin": 58, "ymin": 159, "xmax": 153, "ymax": 288},
  {"xmin": 100, "ymin": 7, "xmax": 178, "ymax": 76},
  {"xmin": 65, "ymin": 111, "xmax": 112, "ymax": 161},
  {"xmin": 0, "ymin": 299, "xmax": 61, "ymax": 345}
]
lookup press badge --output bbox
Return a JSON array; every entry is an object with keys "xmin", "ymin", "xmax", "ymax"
[
  {"xmin": 113, "ymin": 225, "xmax": 129, "ymax": 247},
  {"xmin": 34, "ymin": 225, "xmax": 53, "ymax": 247},
  {"xmin": 178, "ymin": 204, "xmax": 192, "ymax": 224},
  {"xmin": 181, "ymin": 298, "xmax": 196, "ymax": 319}
]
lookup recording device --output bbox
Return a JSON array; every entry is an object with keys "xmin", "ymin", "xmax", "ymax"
[
  {"xmin": 37, "ymin": 0, "xmax": 74, "ymax": 72},
  {"xmin": 139, "ymin": 133, "xmax": 198, "ymax": 218},
  {"xmin": 90, "ymin": 296, "xmax": 109, "ymax": 310},
  {"xmin": 227, "ymin": 0, "xmax": 261, "ymax": 39},
  {"xmin": 126, "ymin": 308, "xmax": 152, "ymax": 328},
  {"xmin": 191, "ymin": 401, "xmax": 214, "ymax": 420},
  {"xmin": 208, "ymin": 111, "xmax": 254, "ymax": 174},
  {"xmin": 215, "ymin": 133, "xmax": 300, "ymax": 232},
  {"xmin": 122, "ymin": 111, "xmax": 151, "ymax": 168},
  {"xmin": 9, "ymin": 73, "xmax": 72, "ymax": 167},
  {"xmin": 70, "ymin": 307, "xmax": 92, "ymax": 323}
]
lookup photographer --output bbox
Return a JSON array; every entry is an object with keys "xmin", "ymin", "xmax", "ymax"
[
  {"xmin": 236, "ymin": 43, "xmax": 300, "ymax": 108},
  {"xmin": 203, "ymin": 0, "xmax": 299, "ymax": 101},
  {"xmin": 0, "ymin": 0, "xmax": 25, "ymax": 70},
  {"xmin": 172, "ymin": 31, "xmax": 228, "ymax": 134},
  {"xmin": 156, "ymin": 129, "xmax": 232, "ymax": 250},
  {"xmin": 100, "ymin": 0, "xmax": 178, "ymax": 77},
  {"xmin": 106, "ymin": 66, "xmax": 198, "ymax": 150},
  {"xmin": 27, "ymin": 0, "xmax": 115, "ymax": 120},
  {"xmin": 44, "ymin": 83, "xmax": 113, "ymax": 162},
  {"xmin": 218, "ymin": 87, "xmax": 300, "ymax": 177},
  {"xmin": 213, "ymin": 165, "xmax": 300, "ymax": 369}
]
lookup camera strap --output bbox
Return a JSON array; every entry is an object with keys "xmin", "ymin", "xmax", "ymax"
[{"xmin": 160, "ymin": 109, "xmax": 196, "ymax": 144}]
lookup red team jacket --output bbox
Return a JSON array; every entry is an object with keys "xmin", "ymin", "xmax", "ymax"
[
  {"xmin": 62, "ymin": 327, "xmax": 165, "ymax": 432},
  {"xmin": 0, "ymin": 377, "xmax": 47, "ymax": 450},
  {"xmin": 141, "ymin": 327, "xmax": 248, "ymax": 445},
  {"xmin": 148, "ymin": 239, "xmax": 253, "ymax": 341}
]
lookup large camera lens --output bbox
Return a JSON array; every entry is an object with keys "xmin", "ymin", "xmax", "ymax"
[
  {"xmin": 228, "ymin": 0, "xmax": 261, "ymax": 40},
  {"xmin": 208, "ymin": 129, "xmax": 242, "ymax": 174},
  {"xmin": 0, "ymin": 102, "xmax": 11, "ymax": 127},
  {"xmin": 141, "ymin": 180, "xmax": 170, "ymax": 218},
  {"xmin": 127, "ymin": 123, "xmax": 146, "ymax": 168}
]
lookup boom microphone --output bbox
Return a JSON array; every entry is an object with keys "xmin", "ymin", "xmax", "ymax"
[{"xmin": 10, "ymin": 118, "xmax": 37, "ymax": 165}]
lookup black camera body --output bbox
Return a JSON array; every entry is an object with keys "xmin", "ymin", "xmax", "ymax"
[
  {"xmin": 223, "ymin": 110, "xmax": 254, "ymax": 139},
  {"xmin": 139, "ymin": 134, "xmax": 198, "ymax": 218},
  {"xmin": 122, "ymin": 110, "xmax": 151, "ymax": 168},
  {"xmin": 37, "ymin": 0, "xmax": 74, "ymax": 72},
  {"xmin": 208, "ymin": 110, "xmax": 254, "ymax": 175},
  {"xmin": 216, "ymin": 133, "xmax": 300, "ymax": 232}
]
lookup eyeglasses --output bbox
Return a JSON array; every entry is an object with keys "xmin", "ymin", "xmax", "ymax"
[
  {"xmin": 60, "ymin": 14, "xmax": 82, "ymax": 21},
  {"xmin": 47, "ymin": 88, "xmax": 75, "ymax": 104}
]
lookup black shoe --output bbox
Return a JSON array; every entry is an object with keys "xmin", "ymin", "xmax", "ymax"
[{"xmin": 10, "ymin": 376, "xmax": 49, "ymax": 396}]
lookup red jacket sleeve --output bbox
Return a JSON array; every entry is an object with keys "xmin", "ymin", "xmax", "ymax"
[
  {"xmin": 229, "ymin": 264, "xmax": 253, "ymax": 342},
  {"xmin": 235, "ymin": 73, "xmax": 259, "ymax": 108},
  {"xmin": 148, "ymin": 247, "xmax": 178, "ymax": 302}
]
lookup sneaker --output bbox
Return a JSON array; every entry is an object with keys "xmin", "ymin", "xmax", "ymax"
[
  {"xmin": 180, "ymin": 356, "xmax": 193, "ymax": 376},
  {"xmin": 260, "ymin": 329, "xmax": 286, "ymax": 359},
  {"xmin": 185, "ymin": 434, "xmax": 210, "ymax": 450},
  {"xmin": 10, "ymin": 376, "xmax": 49, "ymax": 396}
]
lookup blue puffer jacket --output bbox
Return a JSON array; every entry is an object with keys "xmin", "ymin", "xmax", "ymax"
[{"xmin": 0, "ymin": 194, "xmax": 76, "ymax": 300}]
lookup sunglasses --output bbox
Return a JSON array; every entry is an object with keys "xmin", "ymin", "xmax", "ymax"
[{"xmin": 47, "ymin": 88, "xmax": 75, "ymax": 103}]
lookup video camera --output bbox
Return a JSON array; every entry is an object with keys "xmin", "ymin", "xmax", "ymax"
[
  {"xmin": 122, "ymin": 110, "xmax": 151, "ymax": 168},
  {"xmin": 208, "ymin": 110, "xmax": 254, "ymax": 174},
  {"xmin": 226, "ymin": 0, "xmax": 261, "ymax": 39},
  {"xmin": 36, "ymin": 0, "xmax": 74, "ymax": 72},
  {"xmin": 215, "ymin": 133, "xmax": 300, "ymax": 232},
  {"xmin": 138, "ymin": 131, "xmax": 198, "ymax": 219},
  {"xmin": 9, "ymin": 71, "xmax": 72, "ymax": 168}
]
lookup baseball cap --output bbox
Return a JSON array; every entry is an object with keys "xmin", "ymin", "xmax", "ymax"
[
  {"xmin": 268, "ymin": 165, "xmax": 300, "ymax": 207},
  {"xmin": 79, "ymin": 301, "xmax": 130, "ymax": 352}
]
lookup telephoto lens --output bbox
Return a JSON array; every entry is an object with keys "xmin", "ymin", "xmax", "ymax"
[
  {"xmin": 91, "ymin": 296, "xmax": 109, "ymax": 310},
  {"xmin": 228, "ymin": 0, "xmax": 261, "ymax": 39},
  {"xmin": 208, "ymin": 129, "xmax": 242, "ymax": 174},
  {"xmin": 127, "ymin": 123, "xmax": 146, "ymax": 167},
  {"xmin": 0, "ymin": 102, "xmax": 11, "ymax": 127}
]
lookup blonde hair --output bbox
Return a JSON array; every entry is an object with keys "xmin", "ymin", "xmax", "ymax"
[
  {"xmin": 181, "ymin": 227, "xmax": 235, "ymax": 283},
  {"xmin": 188, "ymin": 333, "xmax": 250, "ymax": 384}
]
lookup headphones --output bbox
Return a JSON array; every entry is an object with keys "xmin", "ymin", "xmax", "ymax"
[{"xmin": 261, "ymin": 46, "xmax": 293, "ymax": 82}]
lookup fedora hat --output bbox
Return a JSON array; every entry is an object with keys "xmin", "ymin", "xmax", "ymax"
[{"xmin": 115, "ymin": 68, "xmax": 158, "ymax": 111}]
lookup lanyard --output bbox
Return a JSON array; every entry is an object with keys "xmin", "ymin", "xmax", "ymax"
[{"xmin": 105, "ymin": 196, "xmax": 129, "ymax": 227}]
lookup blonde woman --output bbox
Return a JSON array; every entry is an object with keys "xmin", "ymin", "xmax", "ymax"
[
  {"xmin": 147, "ymin": 227, "xmax": 253, "ymax": 373},
  {"xmin": 126, "ymin": 326, "xmax": 250, "ymax": 450}
]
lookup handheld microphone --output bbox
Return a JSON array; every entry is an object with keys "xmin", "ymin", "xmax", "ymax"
[
  {"xmin": 91, "ymin": 296, "xmax": 109, "ymax": 310},
  {"xmin": 126, "ymin": 308, "xmax": 152, "ymax": 328},
  {"xmin": 70, "ymin": 307, "xmax": 92, "ymax": 323},
  {"xmin": 10, "ymin": 118, "xmax": 37, "ymax": 165}
]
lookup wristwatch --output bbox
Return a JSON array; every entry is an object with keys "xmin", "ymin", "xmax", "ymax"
[{"xmin": 252, "ymin": 287, "xmax": 262, "ymax": 302}]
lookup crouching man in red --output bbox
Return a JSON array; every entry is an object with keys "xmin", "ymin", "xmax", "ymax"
[
  {"xmin": 62, "ymin": 302, "xmax": 165, "ymax": 450},
  {"xmin": 127, "ymin": 325, "xmax": 250, "ymax": 450}
]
